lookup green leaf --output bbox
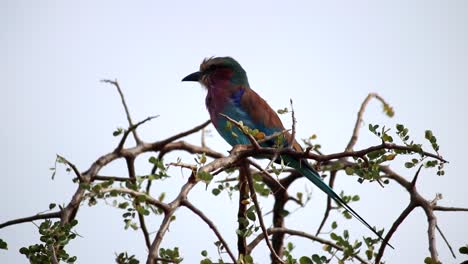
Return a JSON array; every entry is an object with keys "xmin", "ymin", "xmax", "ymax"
[
  {"xmin": 299, "ymin": 256, "xmax": 313, "ymax": 264},
  {"xmin": 331, "ymin": 221, "xmax": 338, "ymax": 229},
  {"xmin": 113, "ymin": 127, "xmax": 124, "ymax": 136},
  {"xmin": 404, "ymin": 162, "xmax": 415, "ymax": 168},
  {"xmin": 49, "ymin": 203, "xmax": 56, "ymax": 210},
  {"xmin": 200, "ymin": 259, "xmax": 213, "ymax": 264},
  {"xmin": 424, "ymin": 257, "xmax": 438, "ymax": 264},
  {"xmin": 201, "ymin": 250, "xmax": 208, "ymax": 257},
  {"xmin": 352, "ymin": 195, "xmax": 360, "ymax": 201},
  {"xmin": 211, "ymin": 188, "xmax": 221, "ymax": 196},
  {"xmin": 0, "ymin": 239, "xmax": 7, "ymax": 250},
  {"xmin": 197, "ymin": 171, "xmax": 213, "ymax": 184},
  {"xmin": 19, "ymin": 247, "xmax": 29, "ymax": 255},
  {"xmin": 246, "ymin": 211, "xmax": 256, "ymax": 222},
  {"xmin": 459, "ymin": 245, "xmax": 468, "ymax": 254},
  {"xmin": 330, "ymin": 232, "xmax": 339, "ymax": 241}
]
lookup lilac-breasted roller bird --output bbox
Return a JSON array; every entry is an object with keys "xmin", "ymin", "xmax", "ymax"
[{"xmin": 182, "ymin": 56, "xmax": 392, "ymax": 248}]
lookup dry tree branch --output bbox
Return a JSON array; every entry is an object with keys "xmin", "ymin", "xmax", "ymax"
[
  {"xmin": 56, "ymin": 155, "xmax": 83, "ymax": 182},
  {"xmin": 125, "ymin": 157, "xmax": 151, "ymax": 249},
  {"xmin": 0, "ymin": 211, "xmax": 62, "ymax": 229},
  {"xmin": 238, "ymin": 163, "xmax": 249, "ymax": 256},
  {"xmin": 315, "ymin": 170, "xmax": 337, "ymax": 235},
  {"xmin": 288, "ymin": 99, "xmax": 296, "ymax": 148},
  {"xmin": 247, "ymin": 227, "xmax": 370, "ymax": 264},
  {"xmin": 242, "ymin": 161, "xmax": 285, "ymax": 264},
  {"xmin": 116, "ymin": 116, "xmax": 159, "ymax": 152},
  {"xmin": 436, "ymin": 224, "xmax": 456, "ymax": 259},
  {"xmin": 346, "ymin": 93, "xmax": 392, "ymax": 152},
  {"xmin": 101, "ymin": 79, "xmax": 142, "ymax": 145},
  {"xmin": 181, "ymin": 200, "xmax": 237, "ymax": 263}
]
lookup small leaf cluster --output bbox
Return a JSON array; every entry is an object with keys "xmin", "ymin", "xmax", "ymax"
[
  {"xmin": 116, "ymin": 252, "xmax": 140, "ymax": 264},
  {"xmin": 225, "ymin": 120, "xmax": 265, "ymax": 141},
  {"xmin": 237, "ymin": 204, "xmax": 260, "ymax": 238},
  {"xmin": 298, "ymin": 255, "xmax": 328, "ymax": 264},
  {"xmin": 200, "ymin": 248, "xmax": 229, "ymax": 264},
  {"xmin": 159, "ymin": 247, "xmax": 182, "ymax": 263},
  {"xmin": 329, "ymin": 228, "xmax": 363, "ymax": 262},
  {"xmin": 302, "ymin": 134, "xmax": 322, "ymax": 152},
  {"xmin": 362, "ymin": 231, "xmax": 384, "ymax": 261},
  {"xmin": 0, "ymin": 238, "xmax": 8, "ymax": 250},
  {"xmin": 283, "ymin": 242, "xmax": 297, "ymax": 264},
  {"xmin": 149, "ymin": 156, "xmax": 169, "ymax": 180},
  {"xmin": 19, "ymin": 220, "xmax": 78, "ymax": 264},
  {"xmin": 459, "ymin": 244, "xmax": 468, "ymax": 255},
  {"xmin": 424, "ymin": 256, "xmax": 442, "ymax": 264},
  {"xmin": 211, "ymin": 181, "xmax": 236, "ymax": 198}
]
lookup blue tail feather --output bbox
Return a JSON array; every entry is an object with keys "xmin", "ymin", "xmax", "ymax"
[{"xmin": 283, "ymin": 155, "xmax": 394, "ymax": 249}]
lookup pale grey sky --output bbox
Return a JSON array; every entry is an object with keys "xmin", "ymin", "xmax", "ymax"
[{"xmin": 1, "ymin": 1, "xmax": 468, "ymax": 263}]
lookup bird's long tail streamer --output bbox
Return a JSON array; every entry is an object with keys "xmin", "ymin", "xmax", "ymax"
[{"xmin": 283, "ymin": 155, "xmax": 394, "ymax": 249}]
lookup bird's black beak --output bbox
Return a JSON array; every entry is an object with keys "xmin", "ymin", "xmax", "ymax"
[{"xmin": 181, "ymin": 71, "xmax": 201, "ymax": 82}]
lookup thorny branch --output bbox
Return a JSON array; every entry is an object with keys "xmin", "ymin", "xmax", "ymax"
[{"xmin": 2, "ymin": 88, "xmax": 467, "ymax": 264}]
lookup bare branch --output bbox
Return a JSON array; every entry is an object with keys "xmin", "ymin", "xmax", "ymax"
[
  {"xmin": 237, "ymin": 164, "xmax": 249, "ymax": 256},
  {"xmin": 182, "ymin": 200, "xmax": 237, "ymax": 263},
  {"xmin": 57, "ymin": 155, "xmax": 83, "ymax": 182},
  {"xmin": 436, "ymin": 224, "xmax": 456, "ymax": 259},
  {"xmin": 101, "ymin": 79, "xmax": 142, "ymax": 144},
  {"xmin": 147, "ymin": 214, "xmax": 173, "ymax": 264},
  {"xmin": 433, "ymin": 206, "xmax": 468, "ymax": 212},
  {"xmin": 243, "ymin": 161, "xmax": 284, "ymax": 264},
  {"xmin": 0, "ymin": 211, "xmax": 61, "ymax": 229},
  {"xmin": 116, "ymin": 115, "xmax": 159, "ymax": 152},
  {"xmin": 288, "ymin": 99, "xmax": 296, "ymax": 148},
  {"xmin": 247, "ymin": 227, "xmax": 370, "ymax": 264},
  {"xmin": 94, "ymin": 175, "xmax": 130, "ymax": 182},
  {"xmin": 423, "ymin": 205, "xmax": 439, "ymax": 262},
  {"xmin": 315, "ymin": 171, "xmax": 337, "ymax": 235},
  {"xmin": 345, "ymin": 93, "xmax": 393, "ymax": 152},
  {"xmin": 155, "ymin": 120, "xmax": 211, "ymax": 147},
  {"xmin": 100, "ymin": 188, "xmax": 170, "ymax": 213},
  {"xmin": 48, "ymin": 244, "xmax": 59, "ymax": 264},
  {"xmin": 375, "ymin": 202, "xmax": 416, "ymax": 263}
]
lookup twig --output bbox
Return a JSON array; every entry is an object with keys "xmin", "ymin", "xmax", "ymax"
[
  {"xmin": 375, "ymin": 202, "xmax": 416, "ymax": 263},
  {"xmin": 0, "ymin": 211, "xmax": 61, "ymax": 229},
  {"xmin": 346, "ymin": 93, "xmax": 388, "ymax": 151},
  {"xmin": 433, "ymin": 206, "xmax": 468, "ymax": 212},
  {"xmin": 100, "ymin": 188, "xmax": 170, "ymax": 212},
  {"xmin": 116, "ymin": 116, "xmax": 159, "ymax": 152},
  {"xmin": 237, "ymin": 163, "xmax": 249, "ymax": 256},
  {"xmin": 247, "ymin": 227, "xmax": 370, "ymax": 264},
  {"xmin": 147, "ymin": 214, "xmax": 174, "ymax": 264},
  {"xmin": 125, "ymin": 157, "xmax": 151, "ymax": 250},
  {"xmin": 243, "ymin": 161, "xmax": 285, "ymax": 264},
  {"xmin": 101, "ymin": 79, "xmax": 142, "ymax": 145},
  {"xmin": 155, "ymin": 120, "xmax": 211, "ymax": 148},
  {"xmin": 288, "ymin": 99, "xmax": 296, "ymax": 148},
  {"xmin": 94, "ymin": 175, "xmax": 130, "ymax": 182},
  {"xmin": 48, "ymin": 244, "xmax": 59, "ymax": 264},
  {"xmin": 56, "ymin": 155, "xmax": 83, "ymax": 182},
  {"xmin": 436, "ymin": 224, "xmax": 456, "ymax": 259},
  {"xmin": 182, "ymin": 200, "xmax": 237, "ymax": 263},
  {"xmin": 315, "ymin": 171, "xmax": 337, "ymax": 235},
  {"xmin": 219, "ymin": 113, "xmax": 261, "ymax": 149},
  {"xmin": 167, "ymin": 162, "xmax": 197, "ymax": 171}
]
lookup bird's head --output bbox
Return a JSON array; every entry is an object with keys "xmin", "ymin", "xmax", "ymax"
[{"xmin": 182, "ymin": 57, "xmax": 249, "ymax": 88}]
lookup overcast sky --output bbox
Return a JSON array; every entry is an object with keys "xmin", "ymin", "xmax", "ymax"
[{"xmin": 1, "ymin": 1, "xmax": 468, "ymax": 263}]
